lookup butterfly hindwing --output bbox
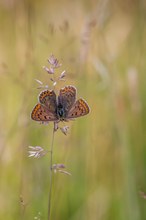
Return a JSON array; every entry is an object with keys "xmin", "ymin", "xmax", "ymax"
[
  {"xmin": 39, "ymin": 90, "xmax": 57, "ymax": 114},
  {"xmin": 67, "ymin": 98, "xmax": 90, "ymax": 119},
  {"xmin": 58, "ymin": 85, "xmax": 76, "ymax": 112}
]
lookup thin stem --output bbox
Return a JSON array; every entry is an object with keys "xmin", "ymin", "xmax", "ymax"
[{"xmin": 48, "ymin": 122, "xmax": 55, "ymax": 220}]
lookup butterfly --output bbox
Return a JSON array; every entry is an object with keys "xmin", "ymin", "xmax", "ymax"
[{"xmin": 31, "ymin": 85, "xmax": 90, "ymax": 122}]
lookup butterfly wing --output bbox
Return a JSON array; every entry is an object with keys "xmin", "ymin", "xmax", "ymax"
[
  {"xmin": 58, "ymin": 85, "xmax": 76, "ymax": 112},
  {"xmin": 67, "ymin": 98, "xmax": 90, "ymax": 119},
  {"xmin": 31, "ymin": 103, "xmax": 58, "ymax": 121},
  {"xmin": 39, "ymin": 90, "xmax": 57, "ymax": 114}
]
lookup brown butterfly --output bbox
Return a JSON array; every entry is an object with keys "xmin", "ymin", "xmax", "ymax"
[{"xmin": 31, "ymin": 85, "xmax": 90, "ymax": 122}]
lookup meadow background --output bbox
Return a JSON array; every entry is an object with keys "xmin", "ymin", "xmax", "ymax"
[{"xmin": 1, "ymin": 0, "xmax": 146, "ymax": 219}]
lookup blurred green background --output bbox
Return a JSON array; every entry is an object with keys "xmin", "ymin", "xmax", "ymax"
[{"xmin": 1, "ymin": 0, "xmax": 146, "ymax": 219}]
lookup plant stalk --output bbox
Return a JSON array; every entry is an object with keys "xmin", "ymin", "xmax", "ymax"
[{"xmin": 48, "ymin": 122, "xmax": 55, "ymax": 220}]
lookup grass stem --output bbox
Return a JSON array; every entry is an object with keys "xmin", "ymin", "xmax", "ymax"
[{"xmin": 48, "ymin": 122, "xmax": 55, "ymax": 220}]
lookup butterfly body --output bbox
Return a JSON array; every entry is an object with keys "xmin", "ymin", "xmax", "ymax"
[
  {"xmin": 31, "ymin": 85, "xmax": 90, "ymax": 122},
  {"xmin": 56, "ymin": 103, "xmax": 66, "ymax": 120}
]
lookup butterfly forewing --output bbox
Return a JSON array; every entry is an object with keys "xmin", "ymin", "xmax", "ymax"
[
  {"xmin": 58, "ymin": 86, "xmax": 76, "ymax": 112},
  {"xmin": 31, "ymin": 103, "xmax": 58, "ymax": 121},
  {"xmin": 39, "ymin": 90, "xmax": 57, "ymax": 113},
  {"xmin": 67, "ymin": 98, "xmax": 90, "ymax": 119}
]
